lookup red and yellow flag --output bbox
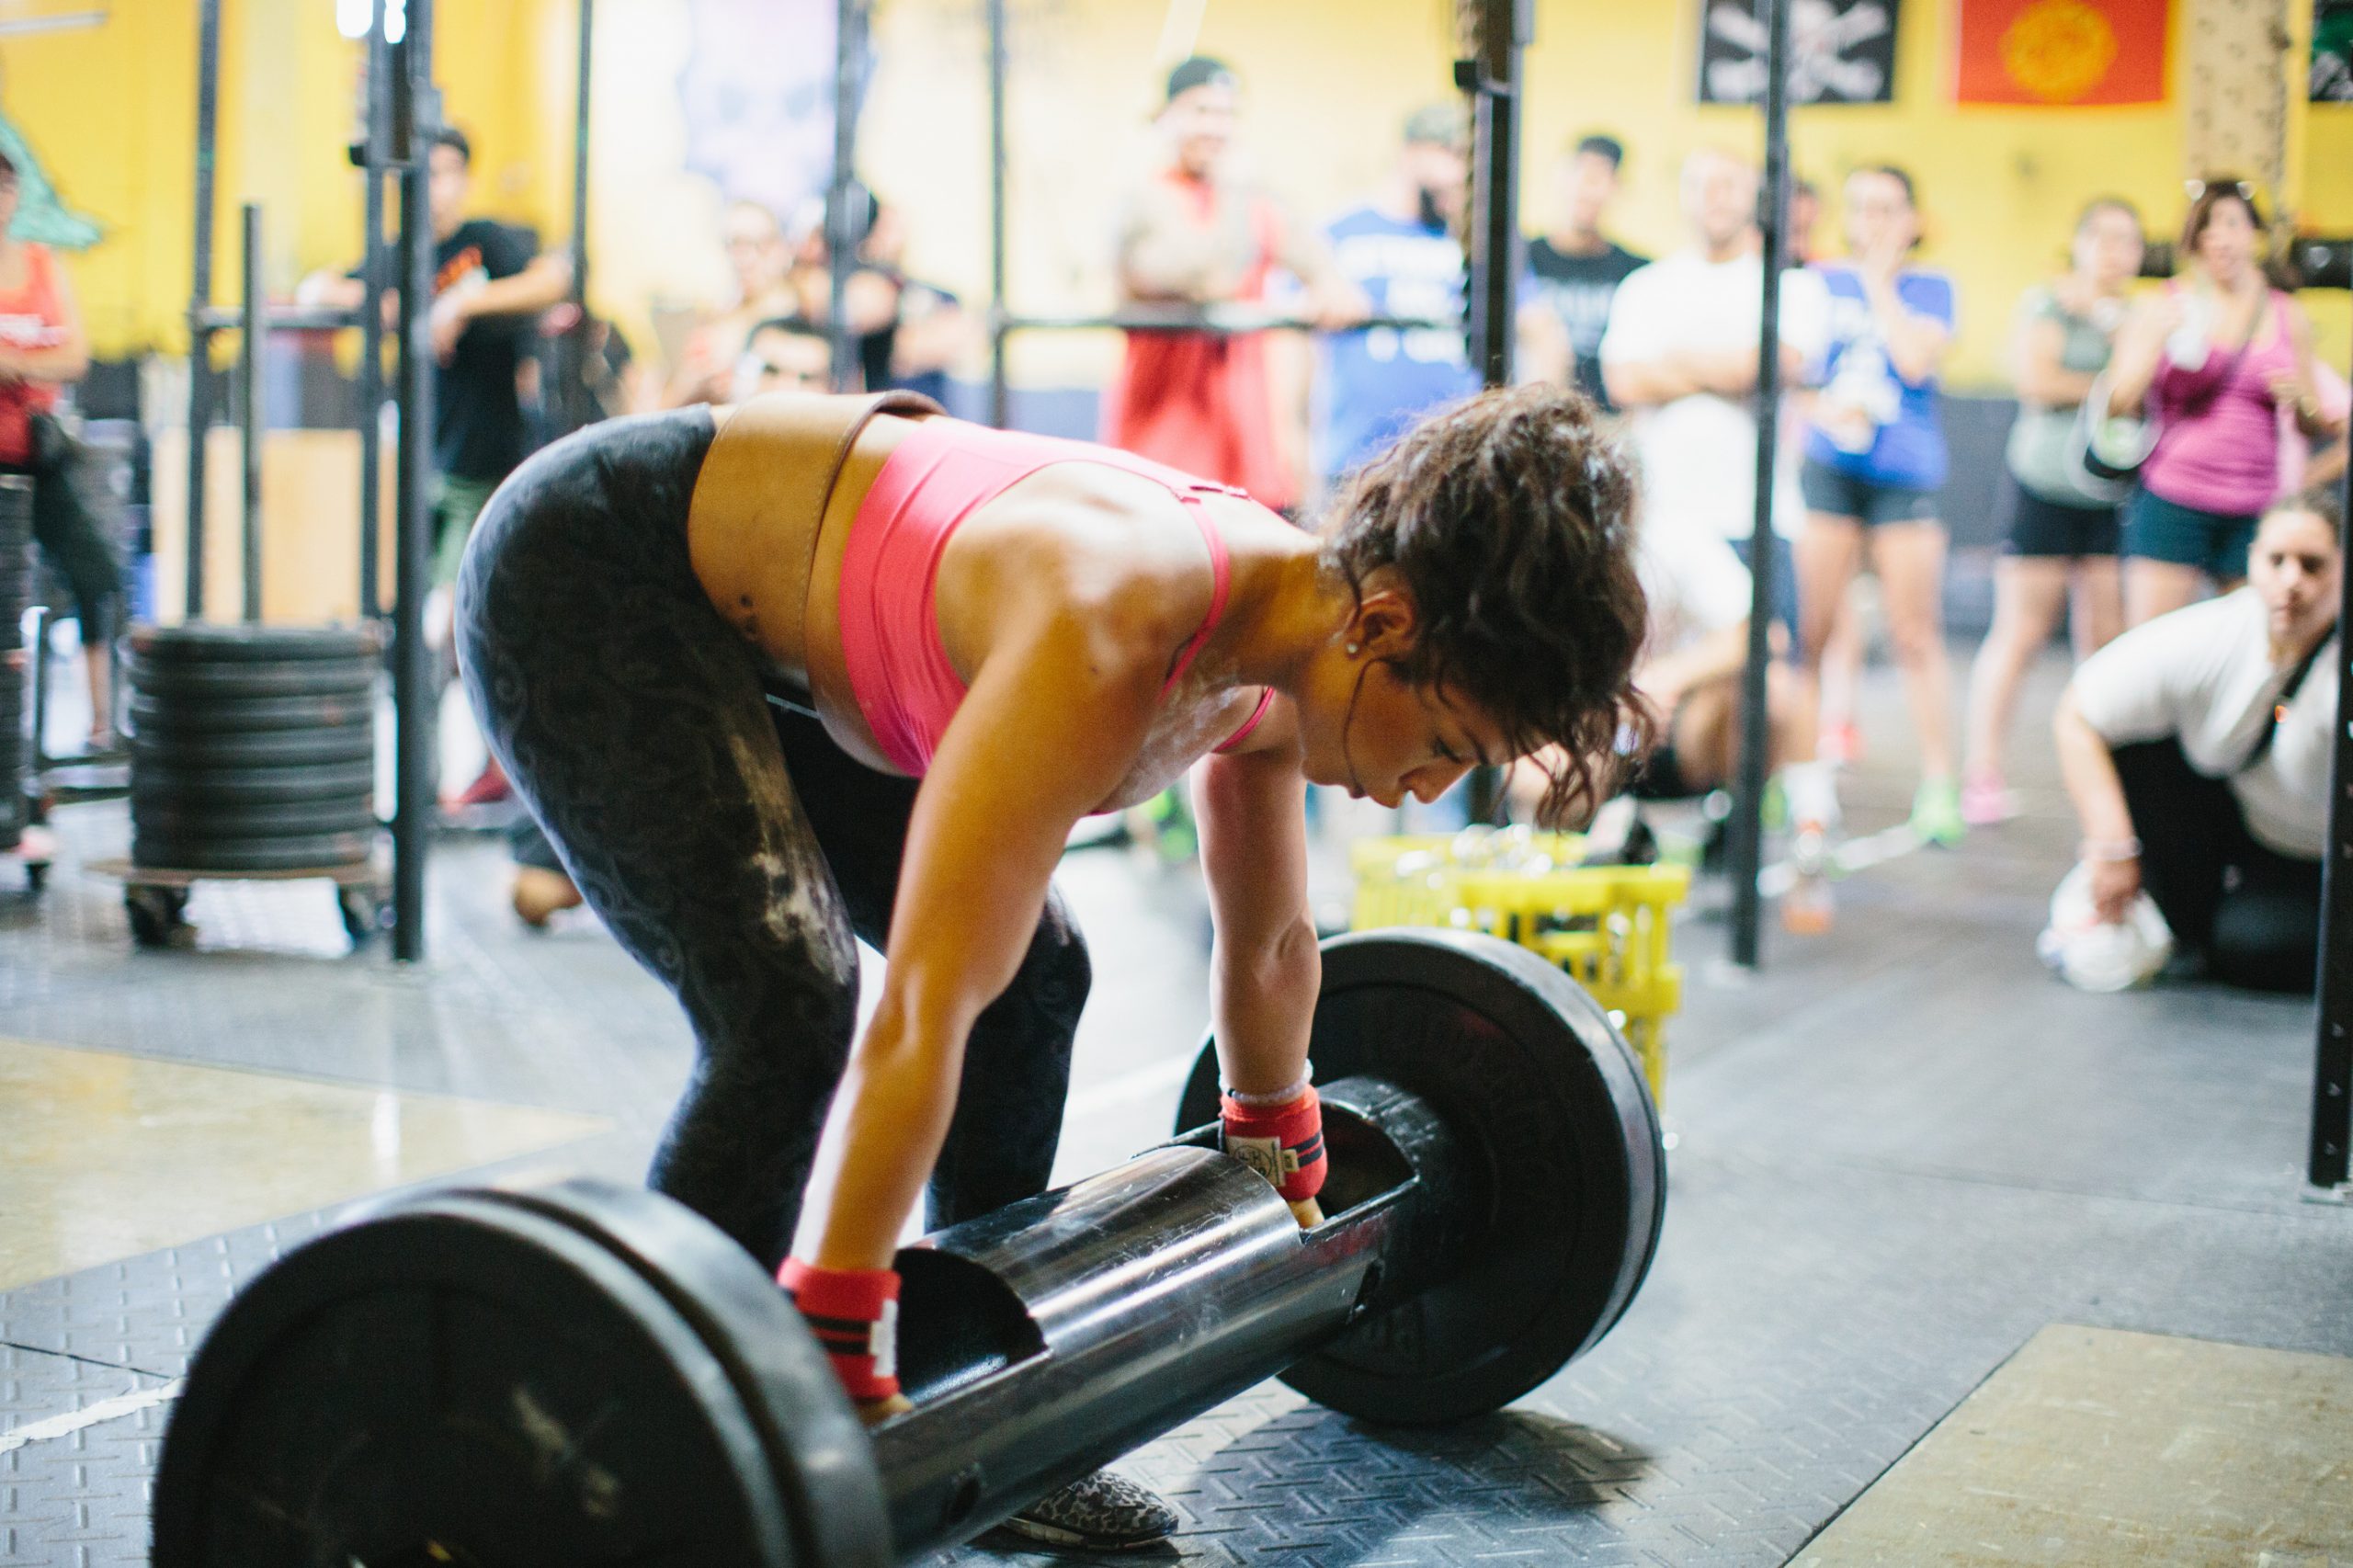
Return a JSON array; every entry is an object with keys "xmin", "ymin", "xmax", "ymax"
[{"xmin": 1954, "ymin": 0, "xmax": 2169, "ymax": 105}]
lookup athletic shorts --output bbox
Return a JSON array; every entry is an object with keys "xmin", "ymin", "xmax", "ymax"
[
  {"xmin": 2002, "ymin": 479, "xmax": 2120, "ymax": 559},
  {"xmin": 2124, "ymin": 489, "xmax": 2259, "ymax": 581},
  {"xmin": 1729, "ymin": 532, "xmax": 1798, "ymax": 638},
  {"xmin": 1799, "ymin": 457, "xmax": 1940, "ymax": 528}
]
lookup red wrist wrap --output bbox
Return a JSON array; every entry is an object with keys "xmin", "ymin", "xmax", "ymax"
[
  {"xmin": 777, "ymin": 1259, "xmax": 902, "ymax": 1402},
  {"xmin": 1219, "ymin": 1085, "xmax": 1327, "ymax": 1203}
]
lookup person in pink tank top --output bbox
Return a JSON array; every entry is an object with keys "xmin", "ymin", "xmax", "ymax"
[
  {"xmin": 455, "ymin": 382, "xmax": 1653, "ymax": 1548},
  {"xmin": 2107, "ymin": 179, "xmax": 2344, "ymax": 626},
  {"xmin": 0, "ymin": 149, "xmax": 121, "ymax": 747}
]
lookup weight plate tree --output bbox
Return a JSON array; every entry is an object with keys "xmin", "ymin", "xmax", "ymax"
[
  {"xmin": 153, "ymin": 930, "xmax": 1666, "ymax": 1566},
  {"xmin": 123, "ymin": 622, "xmax": 383, "ymax": 903},
  {"xmin": 0, "ymin": 478, "xmax": 30, "ymax": 849}
]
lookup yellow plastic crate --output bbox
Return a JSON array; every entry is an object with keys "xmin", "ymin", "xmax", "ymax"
[{"xmin": 1348, "ymin": 828, "xmax": 1688, "ymax": 1102}]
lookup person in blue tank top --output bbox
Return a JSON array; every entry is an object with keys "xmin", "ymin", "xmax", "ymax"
[
  {"xmin": 1795, "ymin": 165, "xmax": 1964, "ymax": 851},
  {"xmin": 1311, "ymin": 104, "xmax": 1483, "ymax": 494}
]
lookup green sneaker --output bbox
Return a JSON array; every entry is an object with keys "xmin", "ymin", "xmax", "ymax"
[{"xmin": 1909, "ymin": 778, "xmax": 1965, "ymax": 847}]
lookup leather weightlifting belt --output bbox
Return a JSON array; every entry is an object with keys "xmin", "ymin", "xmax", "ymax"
[{"xmin": 685, "ymin": 390, "xmax": 947, "ymax": 690}]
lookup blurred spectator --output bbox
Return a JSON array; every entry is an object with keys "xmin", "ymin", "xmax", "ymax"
[
  {"xmin": 1798, "ymin": 165, "xmax": 1962, "ymax": 849},
  {"xmin": 733, "ymin": 316, "xmax": 833, "ymax": 400},
  {"xmin": 1786, "ymin": 176, "xmax": 1821, "ymax": 267},
  {"xmin": 0, "ymin": 149, "xmax": 119, "ymax": 747},
  {"xmin": 662, "ymin": 199, "xmax": 797, "ymax": 407},
  {"xmin": 1960, "ymin": 199, "xmax": 2143, "ymax": 827},
  {"xmin": 1524, "ymin": 134, "xmax": 1647, "ymax": 411},
  {"xmin": 2280, "ymin": 360, "xmax": 2349, "ymax": 494},
  {"xmin": 2105, "ymin": 179, "xmax": 2344, "ymax": 626},
  {"xmin": 1310, "ymin": 103, "xmax": 1480, "ymax": 494},
  {"xmin": 1601, "ymin": 147, "xmax": 1833, "ymax": 926},
  {"xmin": 786, "ymin": 183, "xmax": 969, "ymax": 401},
  {"xmin": 2052, "ymin": 492, "xmax": 2340, "ymax": 992},
  {"xmin": 300, "ymin": 126, "xmax": 571, "ymax": 596},
  {"xmin": 1102, "ymin": 55, "xmax": 1363, "ymax": 512},
  {"xmin": 301, "ymin": 124, "xmax": 570, "ymax": 813},
  {"xmin": 1602, "ymin": 150, "xmax": 1828, "ymax": 635},
  {"xmin": 525, "ymin": 310, "xmax": 661, "ymax": 447}
]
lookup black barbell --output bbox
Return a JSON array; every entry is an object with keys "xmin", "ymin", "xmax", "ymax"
[{"xmin": 152, "ymin": 928, "xmax": 1666, "ymax": 1566}]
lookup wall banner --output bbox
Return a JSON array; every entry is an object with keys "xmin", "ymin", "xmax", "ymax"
[
  {"xmin": 1954, "ymin": 0, "xmax": 2170, "ymax": 105},
  {"xmin": 1698, "ymin": 0, "xmax": 1903, "ymax": 105}
]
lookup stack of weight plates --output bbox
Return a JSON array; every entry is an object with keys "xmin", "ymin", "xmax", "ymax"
[
  {"xmin": 0, "ymin": 476, "xmax": 33, "ymax": 850},
  {"xmin": 125, "ymin": 623, "xmax": 383, "ymax": 873}
]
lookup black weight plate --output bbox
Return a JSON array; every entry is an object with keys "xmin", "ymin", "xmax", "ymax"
[
  {"xmin": 131, "ymin": 758, "xmax": 375, "ymax": 804},
  {"xmin": 474, "ymin": 1182, "xmax": 892, "ymax": 1568},
  {"xmin": 133, "ymin": 797, "xmax": 379, "ymax": 839},
  {"xmin": 152, "ymin": 1194, "xmax": 803, "ymax": 1568},
  {"xmin": 131, "ymin": 726, "xmax": 374, "ymax": 768},
  {"xmin": 126, "ymin": 621, "xmax": 384, "ymax": 664},
  {"xmin": 1176, "ymin": 928, "xmax": 1665, "ymax": 1426},
  {"xmin": 127, "ymin": 657, "xmax": 376, "ymax": 701},
  {"xmin": 133, "ymin": 829, "xmax": 376, "ymax": 872},
  {"xmin": 128, "ymin": 691, "xmax": 375, "ymax": 734}
]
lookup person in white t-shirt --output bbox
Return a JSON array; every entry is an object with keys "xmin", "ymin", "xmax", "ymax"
[
  {"xmin": 2054, "ymin": 492, "xmax": 2340, "ymax": 992},
  {"xmin": 1600, "ymin": 147, "xmax": 1835, "ymax": 924}
]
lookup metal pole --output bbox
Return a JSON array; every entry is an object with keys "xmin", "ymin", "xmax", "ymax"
[
  {"xmin": 986, "ymin": 0, "xmax": 1009, "ymax": 428},
  {"xmin": 390, "ymin": 4, "xmax": 439, "ymax": 964},
  {"xmin": 1729, "ymin": 0, "xmax": 1792, "ymax": 970},
  {"xmin": 1458, "ymin": 0, "xmax": 1528, "ymax": 824},
  {"xmin": 826, "ymin": 0, "xmax": 864, "ymax": 392},
  {"xmin": 557, "ymin": 0, "xmax": 594, "ymax": 436},
  {"xmin": 186, "ymin": 0, "xmax": 223, "ymax": 621},
  {"xmin": 358, "ymin": 0, "xmax": 391, "ymax": 619},
  {"xmin": 239, "ymin": 202, "xmax": 266, "ymax": 623},
  {"xmin": 2311, "ymin": 392, "xmax": 2353, "ymax": 1192}
]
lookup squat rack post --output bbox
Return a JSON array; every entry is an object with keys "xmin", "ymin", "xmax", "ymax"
[
  {"xmin": 556, "ymin": 0, "xmax": 595, "ymax": 437},
  {"xmin": 1458, "ymin": 0, "xmax": 1527, "ymax": 390},
  {"xmin": 986, "ymin": 0, "xmax": 1009, "ymax": 427},
  {"xmin": 826, "ymin": 0, "xmax": 867, "ymax": 393},
  {"xmin": 1728, "ymin": 0, "xmax": 1793, "ymax": 971},
  {"xmin": 356, "ymin": 0, "xmax": 393, "ymax": 620},
  {"xmin": 2311, "ymin": 407, "xmax": 2353, "ymax": 1194},
  {"xmin": 238, "ymin": 202, "xmax": 266, "ymax": 622},
  {"xmin": 1457, "ymin": 0, "xmax": 1529, "ymax": 824},
  {"xmin": 389, "ymin": 0, "xmax": 440, "ymax": 963},
  {"xmin": 185, "ymin": 0, "xmax": 224, "ymax": 620}
]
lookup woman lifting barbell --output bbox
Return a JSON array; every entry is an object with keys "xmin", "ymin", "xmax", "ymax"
[{"xmin": 453, "ymin": 382, "xmax": 1647, "ymax": 1549}]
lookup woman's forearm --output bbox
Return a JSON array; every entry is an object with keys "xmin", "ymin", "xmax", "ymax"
[
  {"xmin": 1864, "ymin": 277, "xmax": 1946, "ymax": 383},
  {"xmin": 791, "ymin": 990, "xmax": 970, "ymax": 1271},
  {"xmin": 0, "ymin": 342, "xmax": 87, "ymax": 383},
  {"xmin": 2054, "ymin": 698, "xmax": 2135, "ymax": 846},
  {"xmin": 1211, "ymin": 916, "xmax": 1320, "ymax": 1098}
]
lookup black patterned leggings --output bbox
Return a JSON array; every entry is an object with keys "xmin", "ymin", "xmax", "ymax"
[{"xmin": 455, "ymin": 407, "xmax": 1090, "ymax": 1270}]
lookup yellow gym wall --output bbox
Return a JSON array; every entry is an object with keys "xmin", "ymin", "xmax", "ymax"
[{"xmin": 6, "ymin": 0, "xmax": 2347, "ymax": 387}]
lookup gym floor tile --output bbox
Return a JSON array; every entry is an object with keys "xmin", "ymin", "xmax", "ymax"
[
  {"xmin": 0, "ymin": 1034, "xmax": 609, "ymax": 1291},
  {"xmin": 1791, "ymin": 1324, "xmax": 2353, "ymax": 1565}
]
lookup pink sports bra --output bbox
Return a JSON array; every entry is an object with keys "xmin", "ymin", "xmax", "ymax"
[{"xmin": 836, "ymin": 418, "xmax": 1278, "ymax": 777}]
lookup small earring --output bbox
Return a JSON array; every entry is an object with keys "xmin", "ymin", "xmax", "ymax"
[{"xmin": 1346, "ymin": 642, "xmax": 1360, "ymax": 655}]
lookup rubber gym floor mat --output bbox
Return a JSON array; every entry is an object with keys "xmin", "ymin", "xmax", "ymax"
[
  {"xmin": 0, "ymin": 1034, "xmax": 610, "ymax": 1290},
  {"xmin": 1790, "ymin": 1324, "xmax": 2353, "ymax": 1565}
]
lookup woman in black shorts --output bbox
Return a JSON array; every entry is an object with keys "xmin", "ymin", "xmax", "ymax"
[{"xmin": 1959, "ymin": 199, "xmax": 2143, "ymax": 825}]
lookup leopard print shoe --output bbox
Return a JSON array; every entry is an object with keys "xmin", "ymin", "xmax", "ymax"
[{"xmin": 999, "ymin": 1468, "xmax": 1179, "ymax": 1551}]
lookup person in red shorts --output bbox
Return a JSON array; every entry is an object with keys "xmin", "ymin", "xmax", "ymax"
[{"xmin": 1101, "ymin": 55, "xmax": 1365, "ymax": 513}]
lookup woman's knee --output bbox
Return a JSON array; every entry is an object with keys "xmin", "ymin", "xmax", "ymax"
[{"xmin": 1019, "ymin": 892, "xmax": 1094, "ymax": 1029}]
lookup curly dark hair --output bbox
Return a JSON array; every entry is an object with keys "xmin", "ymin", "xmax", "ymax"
[{"xmin": 1318, "ymin": 381, "xmax": 1650, "ymax": 824}]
